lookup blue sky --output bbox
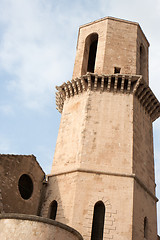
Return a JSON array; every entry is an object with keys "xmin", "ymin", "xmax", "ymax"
[{"xmin": 0, "ymin": 0, "xmax": 160, "ymax": 232}]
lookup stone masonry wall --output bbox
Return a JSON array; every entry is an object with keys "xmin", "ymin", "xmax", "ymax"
[
  {"xmin": 133, "ymin": 96, "xmax": 155, "ymax": 195},
  {"xmin": 136, "ymin": 26, "xmax": 149, "ymax": 84},
  {"xmin": 132, "ymin": 180, "xmax": 157, "ymax": 240},
  {"xmin": 72, "ymin": 19, "xmax": 107, "ymax": 78},
  {"xmin": 52, "ymin": 90, "xmax": 134, "ymax": 176},
  {"xmin": 51, "ymin": 92, "xmax": 89, "ymax": 174},
  {"xmin": 0, "ymin": 214, "xmax": 83, "ymax": 240},
  {"xmin": 72, "ymin": 17, "xmax": 149, "ymax": 83},
  {"xmin": 0, "ymin": 154, "xmax": 45, "ymax": 215},
  {"xmin": 78, "ymin": 91, "xmax": 133, "ymax": 175},
  {"xmin": 42, "ymin": 172, "xmax": 134, "ymax": 240},
  {"xmin": 41, "ymin": 172, "xmax": 77, "ymax": 224},
  {"xmin": 103, "ymin": 18, "xmax": 137, "ymax": 76}
]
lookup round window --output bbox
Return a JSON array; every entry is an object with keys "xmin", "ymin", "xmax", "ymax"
[{"xmin": 18, "ymin": 174, "xmax": 33, "ymax": 200}]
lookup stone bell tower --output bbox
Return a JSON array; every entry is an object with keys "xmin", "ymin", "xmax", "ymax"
[{"xmin": 42, "ymin": 17, "xmax": 160, "ymax": 240}]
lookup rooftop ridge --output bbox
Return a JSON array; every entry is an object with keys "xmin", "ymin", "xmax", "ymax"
[
  {"xmin": 0, "ymin": 154, "xmax": 45, "ymax": 174},
  {"xmin": 79, "ymin": 16, "xmax": 139, "ymax": 28}
]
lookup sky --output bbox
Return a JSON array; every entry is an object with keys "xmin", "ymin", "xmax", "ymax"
[{"xmin": 0, "ymin": 0, "xmax": 160, "ymax": 233}]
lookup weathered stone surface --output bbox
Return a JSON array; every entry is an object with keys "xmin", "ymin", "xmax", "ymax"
[
  {"xmin": 45, "ymin": 86, "xmax": 158, "ymax": 239},
  {"xmin": 42, "ymin": 17, "xmax": 158, "ymax": 240},
  {"xmin": 0, "ymin": 214, "xmax": 83, "ymax": 240},
  {"xmin": 0, "ymin": 154, "xmax": 45, "ymax": 215},
  {"xmin": 72, "ymin": 17, "xmax": 149, "ymax": 84}
]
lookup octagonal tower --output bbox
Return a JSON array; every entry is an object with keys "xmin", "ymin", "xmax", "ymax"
[
  {"xmin": 73, "ymin": 17, "xmax": 149, "ymax": 84},
  {"xmin": 41, "ymin": 17, "xmax": 160, "ymax": 240}
]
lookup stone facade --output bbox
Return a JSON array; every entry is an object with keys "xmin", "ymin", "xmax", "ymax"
[
  {"xmin": 48, "ymin": 73, "xmax": 159, "ymax": 240},
  {"xmin": 72, "ymin": 17, "xmax": 149, "ymax": 83},
  {"xmin": 0, "ymin": 16, "xmax": 160, "ymax": 240},
  {"xmin": 47, "ymin": 17, "xmax": 160, "ymax": 240},
  {"xmin": 0, "ymin": 154, "xmax": 45, "ymax": 215}
]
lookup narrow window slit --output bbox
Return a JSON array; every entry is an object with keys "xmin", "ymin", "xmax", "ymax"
[
  {"xmin": 117, "ymin": 78, "xmax": 122, "ymax": 90},
  {"xmin": 144, "ymin": 217, "xmax": 148, "ymax": 239},
  {"xmin": 124, "ymin": 79, "xmax": 128, "ymax": 91}
]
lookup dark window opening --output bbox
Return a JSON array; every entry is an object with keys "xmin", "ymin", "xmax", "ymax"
[
  {"xmin": 111, "ymin": 78, "xmax": 115, "ymax": 90},
  {"xmin": 140, "ymin": 45, "xmax": 143, "ymax": 75},
  {"xmin": 140, "ymin": 44, "xmax": 146, "ymax": 78},
  {"xmin": 81, "ymin": 33, "xmax": 98, "ymax": 75},
  {"xmin": 124, "ymin": 79, "xmax": 128, "ymax": 90},
  {"xmin": 91, "ymin": 201, "xmax": 105, "ymax": 240},
  {"xmin": 49, "ymin": 200, "xmax": 58, "ymax": 220},
  {"xmin": 114, "ymin": 67, "xmax": 121, "ymax": 74},
  {"xmin": 18, "ymin": 174, "xmax": 33, "ymax": 200},
  {"xmin": 117, "ymin": 78, "xmax": 122, "ymax": 90},
  {"xmin": 144, "ymin": 217, "xmax": 148, "ymax": 238},
  {"xmin": 87, "ymin": 38, "xmax": 98, "ymax": 73}
]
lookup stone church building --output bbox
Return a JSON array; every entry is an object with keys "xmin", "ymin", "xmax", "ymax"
[{"xmin": 0, "ymin": 16, "xmax": 160, "ymax": 240}]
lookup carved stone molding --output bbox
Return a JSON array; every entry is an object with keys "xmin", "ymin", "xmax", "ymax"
[
  {"xmin": 133, "ymin": 77, "xmax": 160, "ymax": 121},
  {"xmin": 55, "ymin": 73, "xmax": 160, "ymax": 122}
]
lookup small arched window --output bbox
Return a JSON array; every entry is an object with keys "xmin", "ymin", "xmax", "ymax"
[
  {"xmin": 144, "ymin": 217, "xmax": 148, "ymax": 238},
  {"xmin": 91, "ymin": 201, "xmax": 105, "ymax": 240},
  {"xmin": 140, "ymin": 44, "xmax": 146, "ymax": 77},
  {"xmin": 48, "ymin": 200, "xmax": 58, "ymax": 220},
  {"xmin": 81, "ymin": 33, "xmax": 98, "ymax": 75}
]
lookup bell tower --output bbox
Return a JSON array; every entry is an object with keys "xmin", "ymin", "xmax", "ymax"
[{"xmin": 42, "ymin": 17, "xmax": 160, "ymax": 240}]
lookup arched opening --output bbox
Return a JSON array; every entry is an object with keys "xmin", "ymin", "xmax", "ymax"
[
  {"xmin": 81, "ymin": 33, "xmax": 98, "ymax": 75},
  {"xmin": 91, "ymin": 201, "xmax": 105, "ymax": 240},
  {"xmin": 140, "ymin": 44, "xmax": 146, "ymax": 78},
  {"xmin": 87, "ymin": 36, "xmax": 98, "ymax": 73},
  {"xmin": 49, "ymin": 200, "xmax": 58, "ymax": 220},
  {"xmin": 144, "ymin": 217, "xmax": 148, "ymax": 238}
]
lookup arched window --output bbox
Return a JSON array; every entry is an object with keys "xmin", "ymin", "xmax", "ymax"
[
  {"xmin": 140, "ymin": 44, "xmax": 146, "ymax": 77},
  {"xmin": 144, "ymin": 217, "xmax": 148, "ymax": 238},
  {"xmin": 48, "ymin": 200, "xmax": 58, "ymax": 220},
  {"xmin": 91, "ymin": 201, "xmax": 105, "ymax": 240},
  {"xmin": 81, "ymin": 33, "xmax": 98, "ymax": 75}
]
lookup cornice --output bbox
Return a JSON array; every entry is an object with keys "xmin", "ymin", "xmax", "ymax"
[
  {"xmin": 55, "ymin": 73, "xmax": 160, "ymax": 122},
  {"xmin": 133, "ymin": 77, "xmax": 160, "ymax": 121}
]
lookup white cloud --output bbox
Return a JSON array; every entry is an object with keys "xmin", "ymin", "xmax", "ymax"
[
  {"xmin": 0, "ymin": 0, "xmax": 111, "ymax": 111},
  {"xmin": 0, "ymin": 0, "xmax": 160, "ymax": 107},
  {"xmin": 0, "ymin": 0, "xmax": 76, "ymax": 110},
  {"xmin": 1, "ymin": 0, "xmax": 159, "ymax": 110}
]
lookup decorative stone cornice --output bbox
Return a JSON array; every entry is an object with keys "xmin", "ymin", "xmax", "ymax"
[
  {"xmin": 133, "ymin": 77, "xmax": 160, "ymax": 122},
  {"xmin": 55, "ymin": 73, "xmax": 160, "ymax": 122}
]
